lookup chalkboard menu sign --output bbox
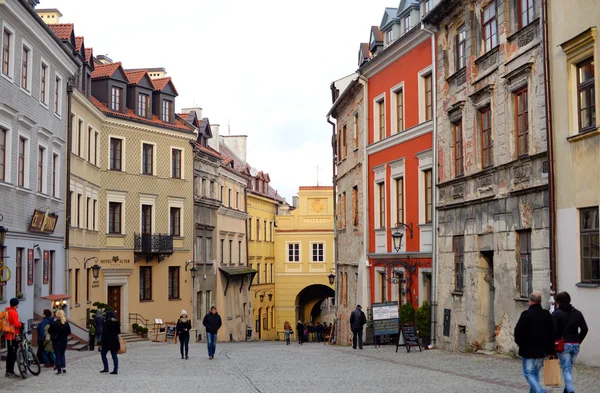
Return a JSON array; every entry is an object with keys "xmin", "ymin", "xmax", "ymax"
[
  {"xmin": 372, "ymin": 301, "xmax": 399, "ymax": 336},
  {"xmin": 165, "ymin": 324, "xmax": 176, "ymax": 341},
  {"xmin": 396, "ymin": 323, "xmax": 421, "ymax": 353}
]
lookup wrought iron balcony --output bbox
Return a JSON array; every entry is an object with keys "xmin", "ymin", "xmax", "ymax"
[{"xmin": 134, "ymin": 233, "xmax": 173, "ymax": 262}]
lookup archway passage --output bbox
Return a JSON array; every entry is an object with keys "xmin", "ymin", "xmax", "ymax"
[{"xmin": 295, "ymin": 284, "xmax": 335, "ymax": 324}]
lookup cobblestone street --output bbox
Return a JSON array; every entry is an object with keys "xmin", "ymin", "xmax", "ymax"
[{"xmin": 2, "ymin": 341, "xmax": 600, "ymax": 393}]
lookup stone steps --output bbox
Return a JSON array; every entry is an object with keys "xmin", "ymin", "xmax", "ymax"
[{"xmin": 120, "ymin": 333, "xmax": 148, "ymax": 343}]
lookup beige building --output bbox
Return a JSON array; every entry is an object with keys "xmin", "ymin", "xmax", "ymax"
[{"xmin": 548, "ymin": 1, "xmax": 600, "ymax": 366}]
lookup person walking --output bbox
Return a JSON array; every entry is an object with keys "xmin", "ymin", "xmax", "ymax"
[
  {"xmin": 94, "ymin": 310, "xmax": 105, "ymax": 352},
  {"xmin": 514, "ymin": 291, "xmax": 554, "ymax": 393},
  {"xmin": 202, "ymin": 306, "xmax": 222, "ymax": 359},
  {"xmin": 36, "ymin": 309, "xmax": 54, "ymax": 366},
  {"xmin": 48, "ymin": 310, "xmax": 71, "ymax": 375},
  {"xmin": 350, "ymin": 305, "xmax": 367, "ymax": 350},
  {"xmin": 296, "ymin": 320, "xmax": 303, "ymax": 345},
  {"xmin": 315, "ymin": 322, "xmax": 323, "ymax": 343},
  {"xmin": 283, "ymin": 320, "xmax": 292, "ymax": 345},
  {"xmin": 2, "ymin": 298, "xmax": 22, "ymax": 378},
  {"xmin": 176, "ymin": 310, "xmax": 192, "ymax": 359},
  {"xmin": 308, "ymin": 322, "xmax": 315, "ymax": 343},
  {"xmin": 99, "ymin": 311, "xmax": 120, "ymax": 375},
  {"xmin": 552, "ymin": 291, "xmax": 588, "ymax": 393}
]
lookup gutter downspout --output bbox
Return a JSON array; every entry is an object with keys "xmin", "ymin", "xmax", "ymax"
[
  {"xmin": 327, "ymin": 116, "xmax": 340, "ymax": 343},
  {"xmin": 422, "ymin": 23, "xmax": 438, "ymax": 347},
  {"xmin": 244, "ymin": 185, "xmax": 250, "ymax": 341},
  {"xmin": 64, "ymin": 78, "xmax": 75, "ymax": 301},
  {"xmin": 541, "ymin": 0, "xmax": 557, "ymax": 296}
]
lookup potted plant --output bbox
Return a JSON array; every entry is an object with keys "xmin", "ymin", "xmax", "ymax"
[
  {"xmin": 16, "ymin": 292, "xmax": 24, "ymax": 300},
  {"xmin": 399, "ymin": 303, "xmax": 415, "ymax": 323},
  {"xmin": 415, "ymin": 301, "xmax": 431, "ymax": 348},
  {"xmin": 140, "ymin": 327, "xmax": 148, "ymax": 338},
  {"xmin": 132, "ymin": 323, "xmax": 139, "ymax": 333}
]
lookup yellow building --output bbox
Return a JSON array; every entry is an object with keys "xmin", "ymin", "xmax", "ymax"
[
  {"xmin": 274, "ymin": 186, "xmax": 335, "ymax": 333},
  {"xmin": 247, "ymin": 170, "xmax": 283, "ymax": 340}
]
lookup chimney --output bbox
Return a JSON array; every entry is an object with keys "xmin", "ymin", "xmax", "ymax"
[
  {"xmin": 96, "ymin": 55, "xmax": 113, "ymax": 64},
  {"xmin": 36, "ymin": 8, "xmax": 62, "ymax": 24},
  {"xmin": 292, "ymin": 196, "xmax": 299, "ymax": 208},
  {"xmin": 182, "ymin": 107, "xmax": 202, "ymax": 120},
  {"xmin": 207, "ymin": 124, "xmax": 220, "ymax": 151},
  {"xmin": 221, "ymin": 135, "xmax": 247, "ymax": 165}
]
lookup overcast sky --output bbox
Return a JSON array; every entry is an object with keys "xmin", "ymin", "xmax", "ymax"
[{"xmin": 43, "ymin": 0, "xmax": 395, "ymax": 201}]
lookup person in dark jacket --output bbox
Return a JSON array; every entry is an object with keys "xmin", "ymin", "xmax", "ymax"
[
  {"xmin": 95, "ymin": 310, "xmax": 105, "ymax": 352},
  {"xmin": 37, "ymin": 309, "xmax": 54, "ymax": 365},
  {"xmin": 296, "ymin": 321, "xmax": 304, "ymax": 345},
  {"xmin": 100, "ymin": 311, "xmax": 121, "ymax": 374},
  {"xmin": 48, "ymin": 310, "xmax": 71, "ymax": 375},
  {"xmin": 315, "ymin": 322, "xmax": 324, "ymax": 343},
  {"xmin": 202, "ymin": 306, "xmax": 222, "ymax": 359},
  {"xmin": 176, "ymin": 310, "xmax": 192, "ymax": 359},
  {"xmin": 514, "ymin": 291, "xmax": 554, "ymax": 393},
  {"xmin": 553, "ymin": 291, "xmax": 588, "ymax": 393},
  {"xmin": 350, "ymin": 305, "xmax": 367, "ymax": 350}
]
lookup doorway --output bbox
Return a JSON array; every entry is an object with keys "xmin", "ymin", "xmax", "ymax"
[
  {"xmin": 108, "ymin": 286, "xmax": 121, "ymax": 318},
  {"xmin": 479, "ymin": 251, "xmax": 495, "ymax": 350},
  {"xmin": 256, "ymin": 307, "xmax": 262, "ymax": 340}
]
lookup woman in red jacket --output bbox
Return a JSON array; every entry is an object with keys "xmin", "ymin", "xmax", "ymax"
[{"xmin": 3, "ymin": 298, "xmax": 22, "ymax": 378}]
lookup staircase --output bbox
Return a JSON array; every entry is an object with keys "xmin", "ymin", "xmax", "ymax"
[
  {"xmin": 67, "ymin": 335, "xmax": 88, "ymax": 351},
  {"xmin": 120, "ymin": 333, "xmax": 148, "ymax": 344}
]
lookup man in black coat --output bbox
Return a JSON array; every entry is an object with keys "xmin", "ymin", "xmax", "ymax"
[
  {"xmin": 202, "ymin": 306, "xmax": 222, "ymax": 359},
  {"xmin": 350, "ymin": 305, "xmax": 367, "ymax": 350},
  {"xmin": 514, "ymin": 291, "xmax": 554, "ymax": 393}
]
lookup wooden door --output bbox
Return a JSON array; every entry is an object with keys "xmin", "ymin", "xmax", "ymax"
[{"xmin": 107, "ymin": 286, "xmax": 121, "ymax": 318}]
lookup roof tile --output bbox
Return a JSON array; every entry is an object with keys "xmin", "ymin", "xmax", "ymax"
[
  {"xmin": 125, "ymin": 70, "xmax": 149, "ymax": 84},
  {"xmin": 91, "ymin": 62, "xmax": 122, "ymax": 79},
  {"xmin": 75, "ymin": 36, "xmax": 84, "ymax": 51},
  {"xmin": 47, "ymin": 23, "xmax": 74, "ymax": 40}
]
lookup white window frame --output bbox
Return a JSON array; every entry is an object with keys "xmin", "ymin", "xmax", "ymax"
[
  {"xmin": 373, "ymin": 93, "xmax": 386, "ymax": 142},
  {"xmin": 17, "ymin": 132, "xmax": 30, "ymax": 189},
  {"xmin": 0, "ymin": 120, "xmax": 13, "ymax": 184},
  {"xmin": 139, "ymin": 194, "xmax": 157, "ymax": 234},
  {"xmin": 168, "ymin": 197, "xmax": 185, "ymax": 237},
  {"xmin": 1, "ymin": 22, "xmax": 15, "ymax": 81},
  {"xmin": 286, "ymin": 242, "xmax": 300, "ymax": 262},
  {"xmin": 39, "ymin": 58, "xmax": 49, "ymax": 107},
  {"xmin": 310, "ymin": 242, "xmax": 325, "ymax": 263},
  {"xmin": 77, "ymin": 117, "xmax": 84, "ymax": 157},
  {"xmin": 386, "ymin": 29, "xmax": 393, "ymax": 46},
  {"xmin": 171, "ymin": 146, "xmax": 184, "ymax": 179},
  {"xmin": 54, "ymin": 73, "xmax": 63, "ymax": 119},
  {"xmin": 418, "ymin": 66, "xmax": 434, "ymax": 123},
  {"xmin": 20, "ymin": 39, "xmax": 32, "ymax": 94},
  {"xmin": 51, "ymin": 151, "xmax": 60, "ymax": 199},
  {"xmin": 403, "ymin": 15, "xmax": 411, "ymax": 34},
  {"xmin": 390, "ymin": 82, "xmax": 405, "ymax": 134},
  {"xmin": 389, "ymin": 158, "xmax": 405, "ymax": 227},
  {"xmin": 373, "ymin": 165, "xmax": 386, "ymax": 230},
  {"xmin": 106, "ymin": 190, "xmax": 126, "ymax": 235},
  {"xmin": 107, "ymin": 135, "xmax": 126, "ymax": 172},
  {"xmin": 417, "ymin": 149, "xmax": 433, "ymax": 225},
  {"xmin": 140, "ymin": 140, "xmax": 157, "ymax": 176},
  {"xmin": 37, "ymin": 142, "xmax": 49, "ymax": 194}
]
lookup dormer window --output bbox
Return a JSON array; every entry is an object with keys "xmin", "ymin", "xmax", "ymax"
[
  {"xmin": 111, "ymin": 86, "xmax": 123, "ymax": 112},
  {"xmin": 138, "ymin": 93, "xmax": 149, "ymax": 118},
  {"xmin": 162, "ymin": 99, "xmax": 173, "ymax": 123},
  {"xmin": 404, "ymin": 15, "xmax": 411, "ymax": 33},
  {"xmin": 387, "ymin": 30, "xmax": 393, "ymax": 45}
]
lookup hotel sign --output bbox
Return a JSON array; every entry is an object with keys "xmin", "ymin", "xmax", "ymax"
[{"xmin": 29, "ymin": 210, "xmax": 58, "ymax": 234}]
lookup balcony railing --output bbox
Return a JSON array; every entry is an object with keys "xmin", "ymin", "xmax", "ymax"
[{"xmin": 134, "ymin": 233, "xmax": 173, "ymax": 262}]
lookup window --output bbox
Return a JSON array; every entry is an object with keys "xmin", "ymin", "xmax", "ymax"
[
  {"xmin": 518, "ymin": 230, "xmax": 533, "ymax": 297},
  {"xmin": 378, "ymin": 182, "xmax": 385, "ymax": 229},
  {"xmin": 54, "ymin": 76, "xmax": 61, "ymax": 115},
  {"xmin": 2, "ymin": 28, "xmax": 11, "ymax": 77},
  {"xmin": 342, "ymin": 124, "xmax": 347, "ymax": 157},
  {"xmin": 454, "ymin": 121, "xmax": 464, "ymax": 176},
  {"xmin": 94, "ymin": 132, "xmax": 99, "ymax": 165},
  {"xmin": 109, "ymin": 138, "xmax": 122, "ymax": 171},
  {"xmin": 138, "ymin": 93, "xmax": 149, "ymax": 118},
  {"xmin": 338, "ymin": 192, "xmax": 346, "ymax": 229},
  {"xmin": 37, "ymin": 147, "xmax": 45, "ymax": 193},
  {"xmin": 353, "ymin": 113, "xmax": 359, "ymax": 147},
  {"xmin": 0, "ymin": 128, "xmax": 6, "ymax": 181},
  {"xmin": 21, "ymin": 46, "xmax": 30, "ymax": 91},
  {"xmin": 162, "ymin": 100, "xmax": 173, "ymax": 123},
  {"xmin": 387, "ymin": 29, "xmax": 393, "ymax": 45},
  {"xmin": 395, "ymin": 89, "xmax": 404, "ymax": 132},
  {"xmin": 18, "ymin": 136, "xmax": 26, "ymax": 188},
  {"xmin": 264, "ymin": 220, "xmax": 267, "ymax": 240},
  {"xmin": 337, "ymin": 128, "xmax": 342, "ymax": 160},
  {"xmin": 141, "ymin": 205, "xmax": 152, "ymax": 234},
  {"xmin": 52, "ymin": 154, "xmax": 58, "ymax": 197},
  {"xmin": 238, "ymin": 241, "xmax": 242, "ymax": 264},
  {"xmin": 170, "ymin": 207, "xmax": 181, "ymax": 236},
  {"xmin": 378, "ymin": 99, "xmax": 385, "ymax": 140},
  {"xmin": 352, "ymin": 186, "xmax": 359, "ymax": 226},
  {"xmin": 577, "ymin": 58, "xmax": 596, "ymax": 132},
  {"xmin": 311, "ymin": 243, "xmax": 324, "ymax": 262},
  {"xmin": 518, "ymin": 0, "xmax": 535, "ymax": 29},
  {"xmin": 580, "ymin": 208, "xmax": 599, "ymax": 283},
  {"xmin": 86, "ymin": 197, "xmax": 91, "ymax": 229},
  {"xmin": 456, "ymin": 24, "xmax": 466, "ymax": 70},
  {"xmin": 423, "ymin": 0, "xmax": 433, "ymax": 14},
  {"xmin": 482, "ymin": 3, "xmax": 498, "ymax": 52},
  {"xmin": 75, "ymin": 268, "xmax": 79, "ymax": 304},
  {"xmin": 205, "ymin": 237, "xmax": 212, "ymax": 262},
  {"xmin": 257, "ymin": 220, "xmax": 260, "ymax": 241},
  {"xmin": 172, "ymin": 149, "xmax": 181, "ymax": 178},
  {"xmin": 168, "ymin": 267, "xmax": 180, "ymax": 299},
  {"xmin": 142, "ymin": 143, "xmax": 153, "ymax": 175},
  {"xmin": 404, "ymin": 15, "xmax": 411, "ymax": 33},
  {"xmin": 248, "ymin": 218, "xmax": 253, "ymax": 240},
  {"xmin": 287, "ymin": 243, "xmax": 300, "ymax": 262},
  {"xmin": 220, "ymin": 239, "xmax": 224, "ymax": 264},
  {"xmin": 228, "ymin": 240, "xmax": 233, "ymax": 264},
  {"xmin": 480, "ymin": 107, "xmax": 493, "ymax": 168},
  {"xmin": 257, "ymin": 263, "xmax": 261, "ymax": 284},
  {"xmin": 220, "ymin": 186, "xmax": 224, "ymax": 202},
  {"xmin": 77, "ymin": 119, "xmax": 83, "ymax": 157},
  {"xmin": 453, "ymin": 236, "xmax": 464, "ymax": 292},
  {"xmin": 139, "ymin": 266, "xmax": 152, "ymax": 301},
  {"xmin": 108, "ymin": 202, "xmax": 121, "ymax": 234},
  {"xmin": 77, "ymin": 194, "xmax": 82, "ymax": 227},
  {"xmin": 110, "ymin": 86, "xmax": 122, "ymax": 112},
  {"xmin": 87, "ymin": 127, "xmax": 93, "ymax": 162},
  {"xmin": 15, "ymin": 248, "xmax": 23, "ymax": 295},
  {"xmin": 396, "ymin": 178, "xmax": 404, "ymax": 224},
  {"xmin": 424, "ymin": 74, "xmax": 433, "ymax": 121},
  {"xmin": 270, "ymin": 263, "xmax": 274, "ymax": 283},
  {"xmin": 264, "ymin": 263, "xmax": 268, "ymax": 283},
  {"xmin": 93, "ymin": 200, "xmax": 97, "ymax": 230},
  {"xmin": 424, "ymin": 170, "xmax": 432, "ymax": 223},
  {"xmin": 515, "ymin": 89, "xmax": 529, "ymax": 156}
]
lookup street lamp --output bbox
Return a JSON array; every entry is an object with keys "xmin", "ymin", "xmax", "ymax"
[
  {"xmin": 254, "ymin": 288, "xmax": 273, "ymax": 303},
  {"xmin": 328, "ymin": 268, "xmax": 335, "ymax": 286},
  {"xmin": 392, "ymin": 222, "xmax": 413, "ymax": 252},
  {"xmin": 0, "ymin": 214, "xmax": 8, "ymax": 247},
  {"xmin": 185, "ymin": 261, "xmax": 198, "ymax": 278},
  {"xmin": 84, "ymin": 257, "xmax": 101, "ymax": 280}
]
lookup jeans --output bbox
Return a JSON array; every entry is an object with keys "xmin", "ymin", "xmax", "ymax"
[
  {"xmin": 522, "ymin": 358, "xmax": 546, "ymax": 393},
  {"xmin": 297, "ymin": 330, "xmax": 303, "ymax": 344},
  {"xmin": 5, "ymin": 339, "xmax": 17, "ymax": 374},
  {"xmin": 317, "ymin": 332, "xmax": 322, "ymax": 342},
  {"xmin": 54, "ymin": 342, "xmax": 67, "ymax": 372},
  {"xmin": 206, "ymin": 332, "xmax": 217, "ymax": 357},
  {"xmin": 284, "ymin": 330, "xmax": 291, "ymax": 343},
  {"xmin": 179, "ymin": 334, "xmax": 189, "ymax": 357},
  {"xmin": 101, "ymin": 348, "xmax": 118, "ymax": 372},
  {"xmin": 352, "ymin": 329, "xmax": 363, "ymax": 349},
  {"xmin": 45, "ymin": 351, "xmax": 56, "ymax": 365},
  {"xmin": 558, "ymin": 343, "xmax": 580, "ymax": 393}
]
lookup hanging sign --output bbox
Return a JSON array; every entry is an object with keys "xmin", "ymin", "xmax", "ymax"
[
  {"xmin": 29, "ymin": 210, "xmax": 58, "ymax": 234},
  {"xmin": 27, "ymin": 249, "xmax": 34, "ymax": 285},
  {"xmin": 43, "ymin": 251, "xmax": 49, "ymax": 284}
]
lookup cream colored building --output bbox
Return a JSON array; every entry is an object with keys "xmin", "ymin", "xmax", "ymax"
[{"xmin": 548, "ymin": 2, "xmax": 600, "ymax": 366}]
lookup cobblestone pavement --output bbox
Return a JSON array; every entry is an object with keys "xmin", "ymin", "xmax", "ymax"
[{"xmin": 2, "ymin": 341, "xmax": 599, "ymax": 393}]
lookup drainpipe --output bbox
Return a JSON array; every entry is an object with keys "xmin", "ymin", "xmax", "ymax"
[
  {"xmin": 327, "ymin": 116, "xmax": 340, "ymax": 342},
  {"xmin": 244, "ymin": 185, "xmax": 251, "ymax": 339},
  {"xmin": 421, "ymin": 23, "xmax": 438, "ymax": 347},
  {"xmin": 541, "ymin": 0, "xmax": 557, "ymax": 295},
  {"xmin": 64, "ymin": 77, "xmax": 75, "ymax": 300}
]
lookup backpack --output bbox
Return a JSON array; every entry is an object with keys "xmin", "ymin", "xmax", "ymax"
[{"xmin": 0, "ymin": 310, "xmax": 15, "ymax": 335}]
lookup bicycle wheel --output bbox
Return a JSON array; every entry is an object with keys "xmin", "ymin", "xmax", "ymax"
[
  {"xmin": 26, "ymin": 347, "xmax": 41, "ymax": 375},
  {"xmin": 16, "ymin": 348, "xmax": 27, "ymax": 378}
]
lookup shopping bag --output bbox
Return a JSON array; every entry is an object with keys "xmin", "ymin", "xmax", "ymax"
[
  {"xmin": 117, "ymin": 336, "xmax": 127, "ymax": 354},
  {"xmin": 543, "ymin": 358, "xmax": 562, "ymax": 387}
]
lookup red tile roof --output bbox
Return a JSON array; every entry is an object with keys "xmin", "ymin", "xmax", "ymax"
[
  {"xmin": 47, "ymin": 23, "xmax": 74, "ymax": 40},
  {"xmin": 125, "ymin": 70, "xmax": 149, "ymax": 84},
  {"xmin": 152, "ymin": 77, "xmax": 178, "ymax": 95},
  {"xmin": 85, "ymin": 48, "xmax": 93, "ymax": 63},
  {"xmin": 75, "ymin": 36, "xmax": 84, "ymax": 51},
  {"xmin": 91, "ymin": 62, "xmax": 122, "ymax": 79},
  {"xmin": 178, "ymin": 113, "xmax": 189, "ymax": 120},
  {"xmin": 192, "ymin": 141, "xmax": 222, "ymax": 159},
  {"xmin": 90, "ymin": 96, "xmax": 194, "ymax": 133}
]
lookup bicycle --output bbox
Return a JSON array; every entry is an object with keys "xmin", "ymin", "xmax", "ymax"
[{"xmin": 15, "ymin": 329, "xmax": 40, "ymax": 378}]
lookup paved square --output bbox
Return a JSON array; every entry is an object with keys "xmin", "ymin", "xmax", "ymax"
[{"xmin": 2, "ymin": 342, "xmax": 599, "ymax": 392}]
